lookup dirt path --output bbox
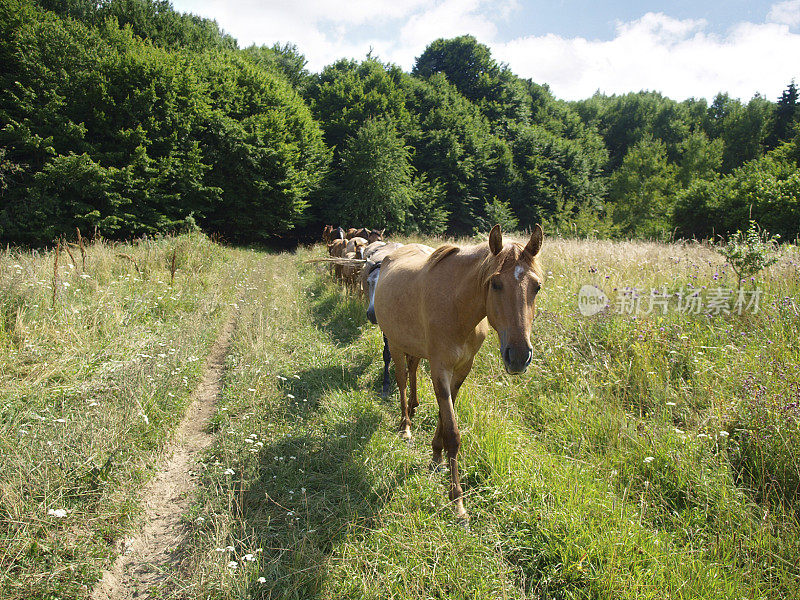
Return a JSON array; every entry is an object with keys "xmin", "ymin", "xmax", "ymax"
[{"xmin": 91, "ymin": 315, "xmax": 237, "ymax": 600}]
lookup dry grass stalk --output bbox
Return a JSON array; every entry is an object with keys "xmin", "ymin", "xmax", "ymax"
[
  {"xmin": 170, "ymin": 248, "xmax": 177, "ymax": 286},
  {"xmin": 63, "ymin": 239, "xmax": 78, "ymax": 270},
  {"xmin": 117, "ymin": 253, "xmax": 141, "ymax": 274},
  {"xmin": 76, "ymin": 227, "xmax": 86, "ymax": 271},
  {"xmin": 52, "ymin": 240, "xmax": 60, "ymax": 309}
]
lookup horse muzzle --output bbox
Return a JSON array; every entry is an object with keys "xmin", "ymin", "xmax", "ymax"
[{"xmin": 501, "ymin": 344, "xmax": 532, "ymax": 375}]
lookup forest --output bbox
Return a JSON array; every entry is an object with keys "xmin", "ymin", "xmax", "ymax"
[{"xmin": 1, "ymin": 0, "xmax": 799, "ymax": 245}]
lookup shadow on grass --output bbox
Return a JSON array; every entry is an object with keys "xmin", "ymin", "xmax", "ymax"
[
  {"xmin": 307, "ymin": 279, "xmax": 367, "ymax": 347},
  {"xmin": 279, "ymin": 359, "xmax": 373, "ymax": 417},
  {"xmin": 240, "ymin": 414, "xmax": 406, "ymax": 599}
]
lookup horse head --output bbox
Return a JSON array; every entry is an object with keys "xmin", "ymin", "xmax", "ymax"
[{"xmin": 484, "ymin": 224, "xmax": 544, "ymax": 375}]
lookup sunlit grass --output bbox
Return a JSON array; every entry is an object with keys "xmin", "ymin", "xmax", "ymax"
[
  {"xmin": 4, "ymin": 234, "xmax": 798, "ymax": 599},
  {"xmin": 0, "ymin": 233, "xmax": 258, "ymax": 600},
  {"xmin": 178, "ymin": 237, "xmax": 799, "ymax": 599}
]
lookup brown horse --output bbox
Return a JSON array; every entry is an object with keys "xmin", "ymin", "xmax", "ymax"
[
  {"xmin": 327, "ymin": 238, "xmax": 347, "ymax": 281},
  {"xmin": 346, "ymin": 227, "xmax": 384, "ymax": 241},
  {"xmin": 373, "ymin": 224, "xmax": 543, "ymax": 519},
  {"xmin": 345, "ymin": 236, "xmax": 368, "ymax": 258}
]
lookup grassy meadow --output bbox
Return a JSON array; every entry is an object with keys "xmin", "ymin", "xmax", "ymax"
[
  {"xmin": 0, "ymin": 233, "xmax": 260, "ymax": 598},
  {"xmin": 2, "ymin": 232, "xmax": 799, "ymax": 599}
]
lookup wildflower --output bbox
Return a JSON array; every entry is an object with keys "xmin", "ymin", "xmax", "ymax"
[
  {"xmin": 643, "ymin": 456, "xmax": 655, "ymax": 464},
  {"xmin": 258, "ymin": 577, "xmax": 267, "ymax": 584},
  {"xmin": 227, "ymin": 561, "xmax": 238, "ymax": 569},
  {"xmin": 719, "ymin": 431, "xmax": 729, "ymax": 438},
  {"xmin": 293, "ymin": 375, "xmax": 301, "ymax": 379},
  {"xmin": 48, "ymin": 508, "xmax": 68, "ymax": 518},
  {"xmin": 214, "ymin": 547, "xmax": 225, "ymax": 552},
  {"xmin": 244, "ymin": 553, "xmax": 256, "ymax": 562},
  {"xmin": 226, "ymin": 545, "xmax": 234, "ymax": 551},
  {"xmin": 224, "ymin": 468, "xmax": 235, "ymax": 475},
  {"xmin": 665, "ymin": 402, "xmax": 676, "ymax": 406},
  {"xmin": 248, "ymin": 388, "xmax": 256, "ymax": 392},
  {"xmin": 196, "ymin": 517, "xmax": 205, "ymax": 523},
  {"xmin": 287, "ymin": 394, "xmax": 295, "ymax": 399}
]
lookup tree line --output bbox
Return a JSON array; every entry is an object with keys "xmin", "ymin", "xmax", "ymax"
[{"xmin": 1, "ymin": 0, "xmax": 799, "ymax": 245}]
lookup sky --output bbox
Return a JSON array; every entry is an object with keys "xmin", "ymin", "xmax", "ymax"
[{"xmin": 169, "ymin": 0, "xmax": 800, "ymax": 102}]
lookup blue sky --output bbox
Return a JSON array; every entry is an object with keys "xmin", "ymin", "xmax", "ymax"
[{"xmin": 169, "ymin": 0, "xmax": 800, "ymax": 102}]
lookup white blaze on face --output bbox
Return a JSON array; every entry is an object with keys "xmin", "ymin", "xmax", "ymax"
[{"xmin": 514, "ymin": 265, "xmax": 525, "ymax": 281}]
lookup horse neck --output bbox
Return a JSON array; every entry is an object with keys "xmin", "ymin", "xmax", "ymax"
[{"xmin": 446, "ymin": 245, "xmax": 491, "ymax": 330}]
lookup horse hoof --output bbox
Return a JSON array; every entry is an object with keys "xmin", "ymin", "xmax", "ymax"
[
  {"xmin": 454, "ymin": 501, "xmax": 469, "ymax": 524},
  {"xmin": 381, "ymin": 387, "xmax": 390, "ymax": 399}
]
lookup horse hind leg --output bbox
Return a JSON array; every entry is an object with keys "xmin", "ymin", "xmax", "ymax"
[
  {"xmin": 407, "ymin": 355, "xmax": 420, "ymax": 418},
  {"xmin": 381, "ymin": 335, "xmax": 391, "ymax": 398},
  {"xmin": 389, "ymin": 343, "xmax": 411, "ymax": 439}
]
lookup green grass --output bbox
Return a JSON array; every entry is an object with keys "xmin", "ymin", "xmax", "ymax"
[
  {"xmin": 175, "ymin": 238, "xmax": 800, "ymax": 599},
  {"xmin": 0, "ymin": 233, "xmax": 259, "ymax": 599},
  {"xmin": 3, "ymin": 234, "xmax": 799, "ymax": 599}
]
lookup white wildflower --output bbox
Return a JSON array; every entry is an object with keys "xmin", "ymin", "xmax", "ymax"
[
  {"xmin": 47, "ymin": 508, "xmax": 67, "ymax": 518},
  {"xmin": 643, "ymin": 456, "xmax": 655, "ymax": 464}
]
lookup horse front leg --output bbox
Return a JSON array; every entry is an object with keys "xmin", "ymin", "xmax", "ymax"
[{"xmin": 431, "ymin": 364, "xmax": 466, "ymax": 520}]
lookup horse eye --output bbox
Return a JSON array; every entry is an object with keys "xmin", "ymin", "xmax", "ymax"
[{"xmin": 491, "ymin": 279, "xmax": 503, "ymax": 291}]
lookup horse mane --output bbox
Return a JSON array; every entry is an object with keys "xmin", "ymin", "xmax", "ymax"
[
  {"xmin": 427, "ymin": 240, "xmax": 542, "ymax": 286},
  {"xmin": 427, "ymin": 244, "xmax": 459, "ymax": 267}
]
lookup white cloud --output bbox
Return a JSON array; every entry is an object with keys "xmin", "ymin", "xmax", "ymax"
[
  {"xmin": 170, "ymin": 2, "xmax": 800, "ymax": 102},
  {"xmin": 767, "ymin": 0, "xmax": 800, "ymax": 27},
  {"xmin": 493, "ymin": 12, "xmax": 800, "ymax": 101}
]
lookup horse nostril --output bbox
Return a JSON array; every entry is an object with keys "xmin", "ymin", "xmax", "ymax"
[
  {"xmin": 503, "ymin": 346, "xmax": 512, "ymax": 365},
  {"xmin": 524, "ymin": 348, "xmax": 532, "ymax": 367}
]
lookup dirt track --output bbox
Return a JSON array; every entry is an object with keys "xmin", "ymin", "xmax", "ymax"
[{"xmin": 91, "ymin": 316, "xmax": 236, "ymax": 600}]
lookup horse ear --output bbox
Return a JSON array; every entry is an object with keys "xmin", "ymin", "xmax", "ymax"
[
  {"xmin": 525, "ymin": 224, "xmax": 543, "ymax": 256},
  {"xmin": 489, "ymin": 224, "xmax": 503, "ymax": 255}
]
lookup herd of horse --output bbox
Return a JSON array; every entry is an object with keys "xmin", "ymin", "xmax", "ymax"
[{"xmin": 319, "ymin": 223, "xmax": 545, "ymax": 519}]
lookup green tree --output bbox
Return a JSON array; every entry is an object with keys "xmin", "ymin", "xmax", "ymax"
[
  {"xmin": 328, "ymin": 119, "xmax": 416, "ymax": 231},
  {"xmin": 674, "ymin": 149, "xmax": 800, "ymax": 240},
  {"xmin": 608, "ymin": 137, "xmax": 677, "ymax": 238},
  {"xmin": 676, "ymin": 131, "xmax": 723, "ymax": 187},
  {"xmin": 767, "ymin": 81, "xmax": 799, "ymax": 149},
  {"xmin": 413, "ymin": 35, "xmax": 530, "ymax": 129}
]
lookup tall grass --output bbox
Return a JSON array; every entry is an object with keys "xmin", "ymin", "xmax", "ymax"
[
  {"xmin": 0, "ymin": 233, "xmax": 257, "ymax": 600},
  {"xmin": 4, "ymin": 234, "xmax": 798, "ymax": 599},
  {"xmin": 174, "ymin": 237, "xmax": 799, "ymax": 599}
]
